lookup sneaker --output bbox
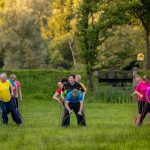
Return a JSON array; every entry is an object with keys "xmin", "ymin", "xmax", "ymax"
[{"xmin": 18, "ymin": 123, "xmax": 23, "ymax": 127}]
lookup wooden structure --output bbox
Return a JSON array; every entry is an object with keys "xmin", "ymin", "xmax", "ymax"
[{"xmin": 93, "ymin": 69, "xmax": 133, "ymax": 86}]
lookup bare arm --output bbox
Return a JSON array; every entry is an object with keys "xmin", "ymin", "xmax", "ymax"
[
  {"xmin": 133, "ymin": 90, "xmax": 143, "ymax": 98},
  {"xmin": 53, "ymin": 92, "xmax": 61, "ymax": 103},
  {"xmin": 10, "ymin": 85, "xmax": 15, "ymax": 96},
  {"xmin": 18, "ymin": 86, "xmax": 22, "ymax": 101},
  {"xmin": 61, "ymin": 91, "xmax": 65, "ymax": 100}
]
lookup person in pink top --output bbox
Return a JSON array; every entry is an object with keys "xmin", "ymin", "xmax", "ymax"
[
  {"xmin": 133, "ymin": 75, "xmax": 150, "ymax": 125},
  {"xmin": 138, "ymin": 86, "xmax": 150, "ymax": 126},
  {"xmin": 53, "ymin": 81, "xmax": 63, "ymax": 104},
  {"xmin": 10, "ymin": 74, "xmax": 22, "ymax": 108},
  {"xmin": 53, "ymin": 79, "xmax": 68, "ymax": 105}
]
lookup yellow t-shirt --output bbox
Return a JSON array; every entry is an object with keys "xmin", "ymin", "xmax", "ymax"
[{"xmin": 0, "ymin": 80, "xmax": 12, "ymax": 102}]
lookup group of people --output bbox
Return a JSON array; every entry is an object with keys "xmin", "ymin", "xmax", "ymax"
[
  {"xmin": 1, "ymin": 71, "xmax": 150, "ymax": 128},
  {"xmin": 53, "ymin": 73, "xmax": 150, "ymax": 127},
  {"xmin": 133, "ymin": 75, "xmax": 150, "ymax": 126},
  {"xmin": 53, "ymin": 74, "xmax": 87, "ymax": 127},
  {"xmin": 0, "ymin": 73, "xmax": 22, "ymax": 126}
]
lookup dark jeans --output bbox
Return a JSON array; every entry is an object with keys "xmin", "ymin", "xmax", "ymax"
[
  {"xmin": 13, "ymin": 97, "xmax": 18, "ymax": 108},
  {"xmin": 138, "ymin": 101, "xmax": 145, "ymax": 114},
  {"xmin": 12, "ymin": 97, "xmax": 22, "ymax": 122},
  {"xmin": 140, "ymin": 102, "xmax": 150, "ymax": 124},
  {"xmin": 61, "ymin": 102, "xmax": 86, "ymax": 127},
  {"xmin": 1, "ymin": 98, "xmax": 22, "ymax": 125}
]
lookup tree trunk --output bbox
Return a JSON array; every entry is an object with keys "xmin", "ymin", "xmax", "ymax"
[
  {"xmin": 144, "ymin": 29, "xmax": 150, "ymax": 69},
  {"xmin": 86, "ymin": 62, "xmax": 94, "ymax": 93},
  {"xmin": 69, "ymin": 39, "xmax": 77, "ymax": 71}
]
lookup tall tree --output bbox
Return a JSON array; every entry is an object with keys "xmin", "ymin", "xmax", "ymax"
[
  {"xmin": 0, "ymin": 0, "xmax": 50, "ymax": 69},
  {"xmin": 128, "ymin": 0, "xmax": 150, "ymax": 69},
  {"xmin": 98, "ymin": 25, "xmax": 145, "ymax": 69},
  {"xmin": 47, "ymin": 0, "xmax": 79, "ymax": 70},
  {"xmin": 77, "ymin": 0, "xmax": 128, "ymax": 90},
  {"xmin": 0, "ymin": 0, "xmax": 5, "ymax": 68},
  {"xmin": 77, "ymin": 0, "xmax": 104, "ymax": 91}
]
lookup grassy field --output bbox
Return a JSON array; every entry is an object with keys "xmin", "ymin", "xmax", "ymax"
[
  {"xmin": 0, "ymin": 70, "xmax": 150, "ymax": 150},
  {"xmin": 0, "ymin": 100, "xmax": 150, "ymax": 150}
]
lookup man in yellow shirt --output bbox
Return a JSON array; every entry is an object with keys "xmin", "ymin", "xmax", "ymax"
[{"xmin": 0, "ymin": 73, "xmax": 22, "ymax": 125}]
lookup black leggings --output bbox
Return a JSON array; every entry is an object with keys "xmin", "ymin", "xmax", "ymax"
[
  {"xmin": 61, "ymin": 102, "xmax": 86, "ymax": 127},
  {"xmin": 140, "ymin": 102, "xmax": 150, "ymax": 124},
  {"xmin": 138, "ymin": 101, "xmax": 145, "ymax": 114}
]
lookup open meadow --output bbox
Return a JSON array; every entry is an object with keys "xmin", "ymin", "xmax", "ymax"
[{"xmin": 0, "ymin": 70, "xmax": 150, "ymax": 150}]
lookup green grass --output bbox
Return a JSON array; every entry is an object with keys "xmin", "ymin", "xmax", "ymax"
[
  {"xmin": 0, "ymin": 100, "xmax": 150, "ymax": 150},
  {"xmin": 0, "ymin": 70, "xmax": 150, "ymax": 149}
]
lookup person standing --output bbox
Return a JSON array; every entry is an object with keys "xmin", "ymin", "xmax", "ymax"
[
  {"xmin": 53, "ymin": 81, "xmax": 64, "ymax": 104},
  {"xmin": 10, "ymin": 74, "xmax": 22, "ymax": 108},
  {"xmin": 133, "ymin": 75, "xmax": 150, "ymax": 125},
  {"xmin": 0, "ymin": 73, "xmax": 22, "ymax": 125},
  {"xmin": 138, "ymin": 86, "xmax": 150, "ymax": 126}
]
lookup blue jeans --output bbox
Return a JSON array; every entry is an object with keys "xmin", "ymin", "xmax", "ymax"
[{"xmin": 1, "ymin": 98, "xmax": 22, "ymax": 125}]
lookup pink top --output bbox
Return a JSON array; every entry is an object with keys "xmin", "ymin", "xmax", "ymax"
[
  {"xmin": 136, "ymin": 81, "xmax": 150, "ymax": 101},
  {"xmin": 13, "ymin": 80, "xmax": 21, "ymax": 97},
  {"xmin": 56, "ymin": 88, "xmax": 62, "ymax": 95}
]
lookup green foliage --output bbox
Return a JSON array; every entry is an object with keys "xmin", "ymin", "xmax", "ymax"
[
  {"xmin": 76, "ymin": 0, "xmax": 131, "ymax": 89},
  {"xmin": 0, "ymin": 0, "xmax": 150, "ymax": 71},
  {"xmin": 48, "ymin": 34, "xmax": 73, "ymax": 69},
  {"xmin": 92, "ymin": 83, "xmax": 133, "ymax": 103},
  {"xmin": 125, "ymin": 0, "xmax": 150, "ymax": 69},
  {"xmin": 0, "ymin": 0, "xmax": 51, "ymax": 69},
  {"xmin": 46, "ymin": 0, "xmax": 80, "ymax": 69},
  {"xmin": 77, "ymin": 0, "xmax": 102, "ymax": 89},
  {"xmin": 97, "ymin": 25, "xmax": 145, "ymax": 69},
  {"xmin": 48, "ymin": 0, "xmax": 78, "ymax": 38}
]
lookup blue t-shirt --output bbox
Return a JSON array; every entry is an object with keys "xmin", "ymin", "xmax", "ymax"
[{"xmin": 66, "ymin": 91, "xmax": 83, "ymax": 103}]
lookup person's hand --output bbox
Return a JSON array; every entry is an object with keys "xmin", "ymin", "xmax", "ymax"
[
  {"xmin": 69, "ymin": 110, "xmax": 72, "ymax": 114},
  {"xmin": 57, "ymin": 99, "xmax": 61, "ymax": 104},
  {"xmin": 78, "ymin": 111, "xmax": 82, "ymax": 116},
  {"xmin": 140, "ymin": 94, "xmax": 143, "ymax": 99},
  {"xmin": 130, "ymin": 93, "xmax": 134, "ymax": 97},
  {"xmin": 11, "ymin": 93, "xmax": 15, "ymax": 98},
  {"xmin": 15, "ymin": 94, "xmax": 18, "ymax": 98},
  {"xmin": 61, "ymin": 97, "xmax": 65, "ymax": 101},
  {"xmin": 61, "ymin": 98, "xmax": 65, "ymax": 103},
  {"xmin": 20, "ymin": 97, "xmax": 23, "ymax": 102}
]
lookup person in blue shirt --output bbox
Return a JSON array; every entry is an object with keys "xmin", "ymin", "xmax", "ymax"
[
  {"xmin": 61, "ymin": 89, "xmax": 86, "ymax": 127},
  {"xmin": 8, "ymin": 79, "xmax": 15, "ymax": 86}
]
